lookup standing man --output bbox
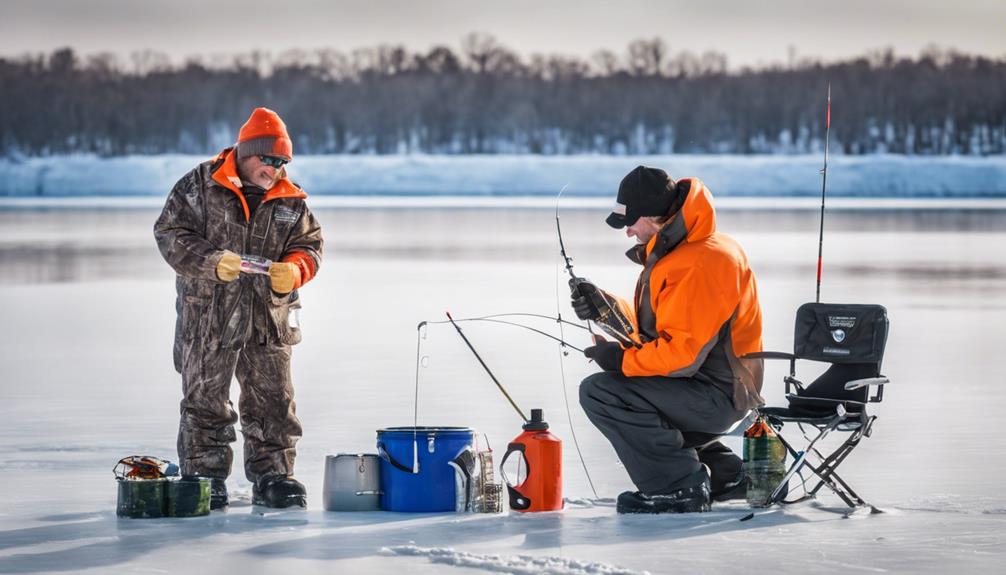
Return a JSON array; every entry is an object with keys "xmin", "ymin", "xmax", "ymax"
[
  {"xmin": 154, "ymin": 107, "xmax": 323, "ymax": 509},
  {"xmin": 575, "ymin": 166, "xmax": 763, "ymax": 514}
]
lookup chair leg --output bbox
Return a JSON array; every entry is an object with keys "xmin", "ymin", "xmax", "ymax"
[
  {"xmin": 764, "ymin": 413, "xmax": 844, "ymax": 506},
  {"xmin": 801, "ymin": 417, "xmax": 878, "ymax": 511},
  {"xmin": 765, "ymin": 413, "xmax": 879, "ymax": 511}
]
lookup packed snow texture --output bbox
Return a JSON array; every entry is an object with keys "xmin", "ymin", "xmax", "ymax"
[
  {"xmin": 1, "ymin": 153, "xmax": 1005, "ymax": 197},
  {"xmin": 382, "ymin": 545, "xmax": 646, "ymax": 575},
  {"xmin": 1, "ymin": 205, "xmax": 1005, "ymax": 574}
]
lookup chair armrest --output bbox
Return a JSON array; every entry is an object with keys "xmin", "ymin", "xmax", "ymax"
[
  {"xmin": 844, "ymin": 376, "xmax": 890, "ymax": 391},
  {"xmin": 743, "ymin": 351, "xmax": 795, "ymax": 361},
  {"xmin": 783, "ymin": 375, "xmax": 805, "ymax": 393}
]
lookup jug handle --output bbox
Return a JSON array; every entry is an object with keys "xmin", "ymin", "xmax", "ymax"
[
  {"xmin": 377, "ymin": 442, "xmax": 419, "ymax": 474},
  {"xmin": 500, "ymin": 442, "xmax": 532, "ymax": 510}
]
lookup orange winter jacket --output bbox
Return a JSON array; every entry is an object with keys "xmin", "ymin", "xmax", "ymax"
[{"xmin": 620, "ymin": 178, "xmax": 765, "ymax": 411}]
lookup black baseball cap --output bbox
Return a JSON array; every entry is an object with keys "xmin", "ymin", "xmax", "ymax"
[{"xmin": 605, "ymin": 166, "xmax": 682, "ymax": 229}]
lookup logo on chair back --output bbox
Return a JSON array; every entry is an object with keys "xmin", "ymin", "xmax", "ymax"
[
  {"xmin": 827, "ymin": 315, "xmax": 856, "ymax": 329},
  {"xmin": 831, "ymin": 329, "xmax": 846, "ymax": 343}
]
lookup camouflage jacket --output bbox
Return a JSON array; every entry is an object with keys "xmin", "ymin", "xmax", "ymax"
[{"xmin": 154, "ymin": 149, "xmax": 323, "ymax": 370}]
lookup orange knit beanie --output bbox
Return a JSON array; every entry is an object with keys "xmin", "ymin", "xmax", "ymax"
[{"xmin": 235, "ymin": 107, "xmax": 293, "ymax": 161}]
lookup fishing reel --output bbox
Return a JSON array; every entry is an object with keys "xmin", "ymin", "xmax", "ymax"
[{"xmin": 569, "ymin": 277, "xmax": 639, "ymax": 348}]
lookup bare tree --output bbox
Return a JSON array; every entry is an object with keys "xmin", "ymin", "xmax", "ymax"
[{"xmin": 0, "ymin": 39, "xmax": 1003, "ymax": 157}]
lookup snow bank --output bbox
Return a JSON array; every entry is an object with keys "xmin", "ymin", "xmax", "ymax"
[{"xmin": 1, "ymin": 153, "xmax": 1004, "ymax": 197}]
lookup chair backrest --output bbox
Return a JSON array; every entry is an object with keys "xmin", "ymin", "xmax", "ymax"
[
  {"xmin": 794, "ymin": 303, "xmax": 889, "ymax": 367},
  {"xmin": 787, "ymin": 303, "xmax": 890, "ymax": 413}
]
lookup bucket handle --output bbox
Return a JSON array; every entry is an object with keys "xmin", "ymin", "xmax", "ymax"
[
  {"xmin": 500, "ymin": 442, "xmax": 532, "ymax": 511},
  {"xmin": 377, "ymin": 442, "xmax": 419, "ymax": 474}
]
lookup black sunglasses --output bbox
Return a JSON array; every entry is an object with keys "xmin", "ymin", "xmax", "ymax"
[{"xmin": 258, "ymin": 155, "xmax": 288, "ymax": 168}]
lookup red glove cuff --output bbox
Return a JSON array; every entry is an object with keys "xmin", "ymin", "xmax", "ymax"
[{"xmin": 281, "ymin": 251, "xmax": 317, "ymax": 290}]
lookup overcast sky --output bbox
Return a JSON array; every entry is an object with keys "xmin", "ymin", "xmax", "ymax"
[{"xmin": 2, "ymin": 0, "xmax": 1003, "ymax": 69}]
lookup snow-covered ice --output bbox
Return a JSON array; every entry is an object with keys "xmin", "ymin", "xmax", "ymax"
[{"xmin": 1, "ymin": 204, "xmax": 1005, "ymax": 574}]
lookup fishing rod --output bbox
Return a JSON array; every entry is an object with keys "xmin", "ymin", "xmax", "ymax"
[
  {"xmin": 410, "ymin": 321, "xmax": 427, "ymax": 473},
  {"xmin": 446, "ymin": 311, "xmax": 529, "ymax": 423},
  {"xmin": 555, "ymin": 186, "xmax": 639, "ymax": 349},
  {"xmin": 410, "ymin": 309, "xmax": 591, "ymax": 498},
  {"xmin": 816, "ymin": 83, "xmax": 832, "ymax": 303},
  {"xmin": 421, "ymin": 307, "xmax": 599, "ymax": 497}
]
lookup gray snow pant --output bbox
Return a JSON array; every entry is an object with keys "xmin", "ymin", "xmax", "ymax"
[
  {"xmin": 177, "ymin": 339, "xmax": 302, "ymax": 483},
  {"xmin": 579, "ymin": 371, "xmax": 746, "ymax": 494}
]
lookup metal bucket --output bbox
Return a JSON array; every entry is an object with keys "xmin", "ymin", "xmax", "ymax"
[{"xmin": 323, "ymin": 454, "xmax": 381, "ymax": 511}]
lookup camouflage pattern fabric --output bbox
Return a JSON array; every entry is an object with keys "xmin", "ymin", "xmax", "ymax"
[{"xmin": 154, "ymin": 152, "xmax": 322, "ymax": 482}]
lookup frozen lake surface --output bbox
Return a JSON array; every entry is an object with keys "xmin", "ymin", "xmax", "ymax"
[{"xmin": 1, "ymin": 203, "xmax": 1004, "ymax": 574}]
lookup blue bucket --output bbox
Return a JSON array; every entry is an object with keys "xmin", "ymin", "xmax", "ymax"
[{"xmin": 377, "ymin": 426, "xmax": 474, "ymax": 512}]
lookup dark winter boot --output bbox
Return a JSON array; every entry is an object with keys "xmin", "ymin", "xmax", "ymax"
[
  {"xmin": 710, "ymin": 469, "xmax": 749, "ymax": 502},
  {"xmin": 210, "ymin": 478, "xmax": 228, "ymax": 510},
  {"xmin": 616, "ymin": 482, "xmax": 711, "ymax": 514},
  {"xmin": 252, "ymin": 475, "xmax": 307, "ymax": 509}
]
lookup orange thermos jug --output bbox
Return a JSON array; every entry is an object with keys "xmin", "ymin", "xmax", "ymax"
[{"xmin": 500, "ymin": 408, "xmax": 563, "ymax": 512}]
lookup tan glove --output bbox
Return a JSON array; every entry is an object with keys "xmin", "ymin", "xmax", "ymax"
[
  {"xmin": 269, "ymin": 261, "xmax": 301, "ymax": 294},
  {"xmin": 216, "ymin": 250, "xmax": 241, "ymax": 282}
]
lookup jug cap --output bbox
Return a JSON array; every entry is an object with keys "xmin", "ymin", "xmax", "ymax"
[{"xmin": 522, "ymin": 408, "xmax": 549, "ymax": 431}]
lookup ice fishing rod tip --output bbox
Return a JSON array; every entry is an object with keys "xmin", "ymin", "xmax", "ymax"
[
  {"xmin": 417, "ymin": 320, "xmax": 427, "ymax": 329},
  {"xmin": 445, "ymin": 311, "xmax": 454, "ymax": 321}
]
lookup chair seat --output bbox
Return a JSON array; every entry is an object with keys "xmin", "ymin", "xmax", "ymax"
[
  {"xmin": 759, "ymin": 402, "xmax": 864, "ymax": 429},
  {"xmin": 759, "ymin": 406, "xmax": 840, "ymax": 424},
  {"xmin": 787, "ymin": 393, "xmax": 866, "ymax": 415}
]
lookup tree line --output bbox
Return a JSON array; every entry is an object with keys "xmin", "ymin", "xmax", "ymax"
[{"xmin": 1, "ymin": 35, "xmax": 1003, "ymax": 157}]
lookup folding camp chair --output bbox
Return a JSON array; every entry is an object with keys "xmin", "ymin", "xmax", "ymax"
[{"xmin": 746, "ymin": 302, "xmax": 890, "ymax": 514}]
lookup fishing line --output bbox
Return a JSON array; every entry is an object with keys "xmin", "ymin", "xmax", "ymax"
[
  {"xmin": 424, "ymin": 315, "xmax": 586, "ymax": 353},
  {"xmin": 414, "ymin": 313, "xmax": 590, "ymax": 427},
  {"xmin": 426, "ymin": 312, "xmax": 588, "ymax": 332},
  {"xmin": 555, "ymin": 185, "xmax": 600, "ymax": 500},
  {"xmin": 446, "ymin": 311, "xmax": 529, "ymax": 422},
  {"xmin": 418, "ymin": 307, "xmax": 599, "ymax": 497},
  {"xmin": 477, "ymin": 312, "xmax": 589, "ymax": 331}
]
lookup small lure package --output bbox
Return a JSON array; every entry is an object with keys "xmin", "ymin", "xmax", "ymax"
[{"xmin": 240, "ymin": 255, "xmax": 272, "ymax": 275}]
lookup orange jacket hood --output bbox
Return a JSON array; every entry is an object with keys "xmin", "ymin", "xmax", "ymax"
[
  {"xmin": 640, "ymin": 177, "xmax": 715, "ymax": 260},
  {"xmin": 209, "ymin": 148, "xmax": 307, "ymax": 222}
]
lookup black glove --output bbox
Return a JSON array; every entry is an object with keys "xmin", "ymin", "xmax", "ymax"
[
  {"xmin": 571, "ymin": 294, "xmax": 597, "ymax": 321},
  {"xmin": 584, "ymin": 341, "xmax": 625, "ymax": 372},
  {"xmin": 570, "ymin": 279, "xmax": 606, "ymax": 322}
]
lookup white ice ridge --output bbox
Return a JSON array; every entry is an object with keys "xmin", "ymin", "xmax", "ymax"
[
  {"xmin": 382, "ymin": 545, "xmax": 649, "ymax": 575},
  {"xmin": 1, "ymin": 153, "xmax": 1005, "ymax": 197}
]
